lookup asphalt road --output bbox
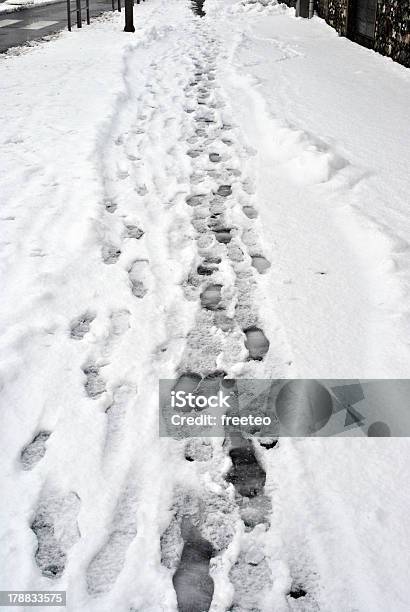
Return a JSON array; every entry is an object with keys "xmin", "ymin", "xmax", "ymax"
[{"xmin": 0, "ymin": 0, "xmax": 116, "ymax": 52}]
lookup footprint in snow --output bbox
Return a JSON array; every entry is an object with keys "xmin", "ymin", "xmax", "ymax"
[
  {"xmin": 187, "ymin": 149, "xmax": 202, "ymax": 158},
  {"xmin": 102, "ymin": 244, "xmax": 121, "ymax": 265},
  {"xmin": 196, "ymin": 115, "xmax": 215, "ymax": 126},
  {"xmin": 83, "ymin": 363, "xmax": 106, "ymax": 399},
  {"xmin": 244, "ymin": 327, "xmax": 270, "ymax": 361},
  {"xmin": 86, "ymin": 479, "xmax": 138, "ymax": 596},
  {"xmin": 31, "ymin": 489, "xmax": 80, "ymax": 579},
  {"xmin": 136, "ymin": 184, "xmax": 148, "ymax": 196},
  {"xmin": 128, "ymin": 259, "xmax": 149, "ymax": 298},
  {"xmin": 186, "ymin": 194, "xmax": 208, "ymax": 207},
  {"xmin": 104, "ymin": 384, "xmax": 135, "ymax": 458},
  {"xmin": 125, "ymin": 224, "xmax": 144, "ymax": 240},
  {"xmin": 226, "ymin": 444, "xmax": 266, "ymax": 498},
  {"xmin": 251, "ymin": 255, "xmax": 271, "ymax": 275},
  {"xmin": 289, "ymin": 586, "xmax": 308, "ymax": 599},
  {"xmin": 209, "ymin": 153, "xmax": 221, "ymax": 163},
  {"xmin": 207, "ymin": 211, "xmax": 225, "ymax": 229},
  {"xmin": 172, "ymin": 520, "xmax": 215, "ymax": 612},
  {"xmin": 70, "ymin": 311, "xmax": 95, "ymax": 340},
  {"xmin": 242, "ymin": 205, "xmax": 258, "ymax": 219},
  {"xmin": 239, "ymin": 494, "xmax": 272, "ymax": 530},
  {"xmin": 227, "ymin": 168, "xmax": 241, "ymax": 178},
  {"xmin": 20, "ymin": 431, "xmax": 51, "ymax": 471},
  {"xmin": 102, "ymin": 309, "xmax": 131, "ymax": 358},
  {"xmin": 105, "ymin": 200, "xmax": 117, "ymax": 214},
  {"xmin": 197, "ymin": 262, "xmax": 218, "ymax": 276},
  {"xmin": 216, "ymin": 185, "xmax": 232, "ymax": 197},
  {"xmin": 214, "ymin": 229, "xmax": 232, "ymax": 244},
  {"xmin": 229, "ymin": 550, "xmax": 272, "ymax": 610},
  {"xmin": 200, "ymin": 284, "xmax": 222, "ymax": 311}
]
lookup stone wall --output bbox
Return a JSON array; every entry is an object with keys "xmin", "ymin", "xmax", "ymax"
[
  {"xmin": 314, "ymin": 1, "xmax": 409, "ymax": 67},
  {"xmin": 326, "ymin": 0, "xmax": 349, "ymax": 36},
  {"xmin": 374, "ymin": 1, "xmax": 410, "ymax": 67},
  {"xmin": 315, "ymin": 0, "xmax": 329, "ymax": 20}
]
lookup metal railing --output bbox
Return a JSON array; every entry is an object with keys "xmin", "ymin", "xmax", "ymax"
[{"xmin": 66, "ymin": 0, "xmax": 90, "ymax": 31}]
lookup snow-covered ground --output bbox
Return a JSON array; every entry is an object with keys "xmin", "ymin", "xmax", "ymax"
[{"xmin": 1, "ymin": 0, "xmax": 410, "ymax": 611}]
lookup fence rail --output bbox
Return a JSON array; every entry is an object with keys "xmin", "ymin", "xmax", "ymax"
[
  {"xmin": 66, "ymin": 0, "xmax": 90, "ymax": 31},
  {"xmin": 67, "ymin": 0, "xmax": 135, "ymax": 32}
]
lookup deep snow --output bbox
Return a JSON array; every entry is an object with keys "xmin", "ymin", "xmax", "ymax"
[{"xmin": 0, "ymin": 0, "xmax": 410, "ymax": 611}]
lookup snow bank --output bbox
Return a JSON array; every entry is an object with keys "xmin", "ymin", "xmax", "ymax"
[
  {"xmin": 209, "ymin": 0, "xmax": 410, "ymax": 378},
  {"xmin": 232, "ymin": 0, "xmax": 288, "ymax": 15}
]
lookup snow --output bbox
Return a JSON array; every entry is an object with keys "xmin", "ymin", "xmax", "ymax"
[
  {"xmin": 210, "ymin": 0, "xmax": 410, "ymax": 378},
  {"xmin": 0, "ymin": 0, "xmax": 410, "ymax": 611}
]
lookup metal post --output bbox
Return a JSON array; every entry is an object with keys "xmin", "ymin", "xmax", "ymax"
[
  {"xmin": 76, "ymin": 0, "xmax": 82, "ymax": 27},
  {"xmin": 67, "ymin": 0, "xmax": 72, "ymax": 30},
  {"xmin": 117, "ymin": 0, "xmax": 121, "ymax": 11},
  {"xmin": 124, "ymin": 0, "xmax": 135, "ymax": 31},
  {"xmin": 86, "ymin": 0, "xmax": 90, "ymax": 24},
  {"xmin": 112, "ymin": 0, "xmax": 115, "ymax": 9}
]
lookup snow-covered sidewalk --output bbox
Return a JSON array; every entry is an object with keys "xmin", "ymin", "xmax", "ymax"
[{"xmin": 1, "ymin": 0, "xmax": 410, "ymax": 611}]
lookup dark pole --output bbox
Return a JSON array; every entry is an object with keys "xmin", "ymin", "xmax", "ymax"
[
  {"xmin": 124, "ymin": 0, "xmax": 135, "ymax": 31},
  {"xmin": 76, "ymin": 0, "xmax": 82, "ymax": 27},
  {"xmin": 86, "ymin": 0, "xmax": 90, "ymax": 24},
  {"xmin": 67, "ymin": 0, "xmax": 72, "ymax": 30}
]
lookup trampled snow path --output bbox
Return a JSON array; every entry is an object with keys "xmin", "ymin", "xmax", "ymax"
[
  {"xmin": 90, "ymin": 12, "xmax": 296, "ymax": 610},
  {"xmin": 1, "ymin": 0, "xmax": 410, "ymax": 611}
]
